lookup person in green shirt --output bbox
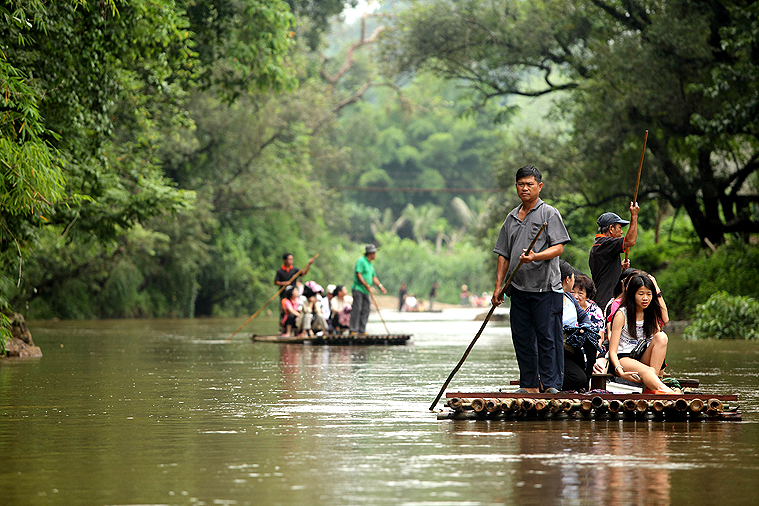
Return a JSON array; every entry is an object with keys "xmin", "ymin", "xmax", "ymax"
[{"xmin": 349, "ymin": 244, "xmax": 387, "ymax": 334}]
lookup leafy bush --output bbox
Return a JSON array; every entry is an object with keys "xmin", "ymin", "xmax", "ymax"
[
  {"xmin": 655, "ymin": 243, "xmax": 759, "ymax": 320},
  {"xmin": 684, "ymin": 292, "xmax": 759, "ymax": 340},
  {"xmin": 0, "ymin": 312, "xmax": 9, "ymax": 353}
]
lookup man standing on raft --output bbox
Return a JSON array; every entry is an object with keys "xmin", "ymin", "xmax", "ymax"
[
  {"xmin": 350, "ymin": 244, "xmax": 387, "ymax": 335},
  {"xmin": 491, "ymin": 165, "xmax": 571, "ymax": 394},
  {"xmin": 589, "ymin": 203, "xmax": 639, "ymax": 310}
]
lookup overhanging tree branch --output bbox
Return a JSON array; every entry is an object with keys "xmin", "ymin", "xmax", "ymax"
[{"xmin": 320, "ymin": 15, "xmax": 387, "ymax": 90}]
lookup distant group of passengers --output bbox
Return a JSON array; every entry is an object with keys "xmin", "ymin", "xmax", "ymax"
[
  {"xmin": 397, "ymin": 281, "xmax": 439, "ymax": 312},
  {"xmin": 275, "ymin": 245, "xmax": 386, "ymax": 338}
]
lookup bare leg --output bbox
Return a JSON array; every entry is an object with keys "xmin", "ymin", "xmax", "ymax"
[
  {"xmin": 641, "ymin": 331, "xmax": 668, "ymax": 377},
  {"xmin": 593, "ymin": 356, "xmax": 609, "ymax": 374},
  {"xmin": 619, "ymin": 357, "xmax": 672, "ymax": 392}
]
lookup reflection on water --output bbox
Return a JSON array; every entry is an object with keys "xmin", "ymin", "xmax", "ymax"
[
  {"xmin": 436, "ymin": 419, "xmax": 757, "ymax": 506},
  {"xmin": 1, "ymin": 313, "xmax": 758, "ymax": 505},
  {"xmin": 439, "ymin": 422, "xmax": 677, "ymax": 505}
]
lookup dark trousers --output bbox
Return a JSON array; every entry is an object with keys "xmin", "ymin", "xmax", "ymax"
[
  {"xmin": 282, "ymin": 313, "xmax": 296, "ymax": 328},
  {"xmin": 350, "ymin": 290, "xmax": 371, "ymax": 333},
  {"xmin": 509, "ymin": 289, "xmax": 564, "ymax": 390},
  {"xmin": 562, "ymin": 343, "xmax": 599, "ymax": 391}
]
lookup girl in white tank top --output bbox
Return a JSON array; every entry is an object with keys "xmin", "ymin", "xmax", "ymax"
[{"xmin": 608, "ymin": 273, "xmax": 674, "ymax": 393}]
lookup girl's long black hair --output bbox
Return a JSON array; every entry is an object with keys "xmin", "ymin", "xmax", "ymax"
[
  {"xmin": 613, "ymin": 268, "xmax": 642, "ymax": 298},
  {"xmin": 622, "ymin": 274, "xmax": 663, "ymax": 339}
]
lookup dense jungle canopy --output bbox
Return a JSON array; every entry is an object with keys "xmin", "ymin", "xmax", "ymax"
[{"xmin": 1, "ymin": 0, "xmax": 758, "ymax": 343}]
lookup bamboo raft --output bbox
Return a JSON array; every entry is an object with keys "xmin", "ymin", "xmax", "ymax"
[
  {"xmin": 250, "ymin": 333, "xmax": 412, "ymax": 345},
  {"xmin": 436, "ymin": 389, "xmax": 741, "ymax": 421}
]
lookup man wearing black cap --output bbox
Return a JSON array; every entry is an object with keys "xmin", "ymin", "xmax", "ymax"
[
  {"xmin": 349, "ymin": 244, "xmax": 387, "ymax": 335},
  {"xmin": 588, "ymin": 203, "xmax": 639, "ymax": 309}
]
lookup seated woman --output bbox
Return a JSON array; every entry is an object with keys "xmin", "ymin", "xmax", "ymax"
[
  {"xmin": 560, "ymin": 261, "xmax": 601, "ymax": 391},
  {"xmin": 280, "ymin": 286, "xmax": 302, "ymax": 337},
  {"xmin": 608, "ymin": 273, "xmax": 674, "ymax": 393},
  {"xmin": 572, "ymin": 274, "xmax": 608, "ymax": 374},
  {"xmin": 299, "ymin": 282, "xmax": 328, "ymax": 336},
  {"xmin": 330, "ymin": 285, "xmax": 352, "ymax": 334}
]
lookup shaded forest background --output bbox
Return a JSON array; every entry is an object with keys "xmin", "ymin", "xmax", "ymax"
[{"xmin": 2, "ymin": 0, "xmax": 758, "ymax": 343}]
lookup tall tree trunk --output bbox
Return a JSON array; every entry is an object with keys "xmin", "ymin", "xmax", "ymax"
[
  {"xmin": 654, "ymin": 199, "xmax": 669, "ymax": 244},
  {"xmin": 648, "ymin": 135, "xmax": 725, "ymax": 246}
]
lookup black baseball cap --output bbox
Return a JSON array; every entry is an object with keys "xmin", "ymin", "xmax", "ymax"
[{"xmin": 597, "ymin": 212, "xmax": 630, "ymax": 229}]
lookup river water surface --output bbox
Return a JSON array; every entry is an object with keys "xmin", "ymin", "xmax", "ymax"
[{"xmin": 2, "ymin": 309, "xmax": 759, "ymax": 505}]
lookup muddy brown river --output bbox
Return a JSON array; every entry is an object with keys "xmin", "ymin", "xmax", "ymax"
[{"xmin": 2, "ymin": 309, "xmax": 758, "ymax": 505}]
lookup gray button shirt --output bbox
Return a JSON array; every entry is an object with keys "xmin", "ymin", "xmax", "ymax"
[{"xmin": 493, "ymin": 199, "xmax": 571, "ymax": 293}]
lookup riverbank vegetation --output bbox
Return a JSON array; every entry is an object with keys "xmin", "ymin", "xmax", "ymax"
[
  {"xmin": 685, "ymin": 292, "xmax": 759, "ymax": 340},
  {"xmin": 2, "ymin": 0, "xmax": 758, "ymax": 347}
]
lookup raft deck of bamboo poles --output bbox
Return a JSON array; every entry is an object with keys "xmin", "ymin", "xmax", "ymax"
[{"xmin": 437, "ymin": 391, "xmax": 740, "ymax": 421}]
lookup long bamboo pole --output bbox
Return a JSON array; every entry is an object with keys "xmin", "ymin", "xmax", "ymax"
[
  {"xmin": 368, "ymin": 289, "xmax": 391, "ymax": 335},
  {"xmin": 625, "ymin": 130, "xmax": 648, "ymax": 262},
  {"xmin": 226, "ymin": 254, "xmax": 319, "ymax": 341},
  {"xmin": 428, "ymin": 223, "xmax": 547, "ymax": 411}
]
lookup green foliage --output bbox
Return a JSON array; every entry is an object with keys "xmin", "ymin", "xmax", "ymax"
[
  {"xmin": 186, "ymin": 0, "xmax": 298, "ymax": 99},
  {"xmin": 0, "ymin": 33, "xmax": 67, "ymax": 316},
  {"xmin": 4, "ymin": 0, "xmax": 755, "ymax": 327},
  {"xmin": 1, "ymin": 0, "xmax": 198, "ymax": 318},
  {"xmin": 13, "ymin": 199, "xmax": 216, "ymax": 319},
  {"xmin": 99, "ymin": 258, "xmax": 147, "ymax": 318},
  {"xmin": 332, "ymin": 75, "xmax": 504, "ymax": 222},
  {"xmin": 285, "ymin": 0, "xmax": 357, "ymax": 50},
  {"xmin": 384, "ymin": 0, "xmax": 759, "ymax": 246},
  {"xmin": 0, "ymin": 312, "xmax": 8, "ymax": 353},
  {"xmin": 347, "ymin": 232, "xmax": 492, "ymax": 305},
  {"xmin": 331, "ymin": 202, "xmax": 381, "ymax": 244},
  {"xmin": 2, "ymin": 0, "xmax": 313, "ymax": 322},
  {"xmin": 656, "ymin": 243, "xmax": 759, "ymax": 320},
  {"xmin": 684, "ymin": 292, "xmax": 759, "ymax": 340}
]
